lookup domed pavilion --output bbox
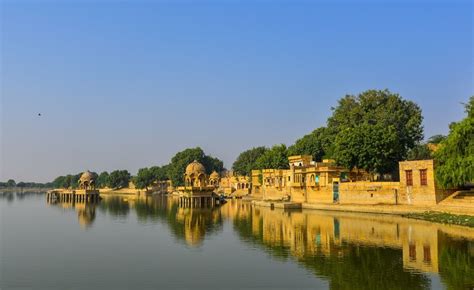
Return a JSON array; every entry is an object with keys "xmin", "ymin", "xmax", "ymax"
[
  {"xmin": 178, "ymin": 160, "xmax": 223, "ymax": 208},
  {"xmin": 185, "ymin": 160, "xmax": 207, "ymax": 187},
  {"xmin": 209, "ymin": 171, "xmax": 220, "ymax": 187},
  {"xmin": 79, "ymin": 170, "xmax": 96, "ymax": 190}
]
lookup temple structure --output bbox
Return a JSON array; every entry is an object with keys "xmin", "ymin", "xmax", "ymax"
[
  {"xmin": 46, "ymin": 170, "xmax": 100, "ymax": 203},
  {"xmin": 177, "ymin": 160, "xmax": 222, "ymax": 207}
]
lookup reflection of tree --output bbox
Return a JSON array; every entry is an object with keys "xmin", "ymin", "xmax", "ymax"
[
  {"xmin": 232, "ymin": 211, "xmax": 430, "ymax": 290},
  {"xmin": 98, "ymin": 197, "xmax": 130, "ymax": 218},
  {"xmin": 438, "ymin": 232, "xmax": 474, "ymax": 290}
]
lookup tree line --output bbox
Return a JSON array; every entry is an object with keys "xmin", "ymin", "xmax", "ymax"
[
  {"xmin": 51, "ymin": 147, "xmax": 224, "ymax": 191},
  {"xmin": 0, "ymin": 179, "xmax": 52, "ymax": 188},
  {"xmin": 232, "ymin": 90, "xmax": 473, "ymax": 189}
]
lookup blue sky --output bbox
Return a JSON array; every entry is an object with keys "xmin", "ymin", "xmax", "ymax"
[{"xmin": 1, "ymin": 0, "xmax": 472, "ymax": 182}]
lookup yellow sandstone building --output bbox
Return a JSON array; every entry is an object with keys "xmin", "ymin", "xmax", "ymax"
[{"xmin": 248, "ymin": 155, "xmax": 456, "ymax": 207}]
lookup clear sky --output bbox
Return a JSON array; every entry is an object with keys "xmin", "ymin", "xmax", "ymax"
[{"xmin": 1, "ymin": 0, "xmax": 472, "ymax": 182}]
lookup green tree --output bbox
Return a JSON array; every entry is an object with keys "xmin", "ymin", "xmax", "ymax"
[
  {"xmin": 232, "ymin": 146, "xmax": 268, "ymax": 176},
  {"xmin": 150, "ymin": 165, "xmax": 169, "ymax": 181},
  {"xmin": 333, "ymin": 123, "xmax": 399, "ymax": 175},
  {"xmin": 254, "ymin": 144, "xmax": 289, "ymax": 170},
  {"xmin": 134, "ymin": 168, "xmax": 155, "ymax": 190},
  {"xmin": 202, "ymin": 155, "xmax": 224, "ymax": 174},
  {"xmin": 167, "ymin": 147, "xmax": 223, "ymax": 186},
  {"xmin": 328, "ymin": 89, "xmax": 423, "ymax": 174},
  {"xmin": 6, "ymin": 179, "xmax": 16, "ymax": 187},
  {"xmin": 407, "ymin": 144, "xmax": 433, "ymax": 160},
  {"xmin": 96, "ymin": 171, "xmax": 110, "ymax": 188},
  {"xmin": 52, "ymin": 176, "xmax": 67, "ymax": 188},
  {"xmin": 288, "ymin": 127, "xmax": 332, "ymax": 161},
  {"xmin": 428, "ymin": 134, "xmax": 447, "ymax": 144},
  {"xmin": 435, "ymin": 96, "xmax": 474, "ymax": 188},
  {"xmin": 108, "ymin": 170, "xmax": 131, "ymax": 189}
]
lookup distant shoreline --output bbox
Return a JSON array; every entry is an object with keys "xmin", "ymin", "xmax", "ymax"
[{"xmin": 0, "ymin": 188, "xmax": 50, "ymax": 194}]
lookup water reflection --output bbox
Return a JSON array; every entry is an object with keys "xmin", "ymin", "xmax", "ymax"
[
  {"xmin": 45, "ymin": 195, "xmax": 474, "ymax": 289},
  {"xmin": 98, "ymin": 195, "xmax": 224, "ymax": 246},
  {"xmin": 227, "ymin": 202, "xmax": 474, "ymax": 290}
]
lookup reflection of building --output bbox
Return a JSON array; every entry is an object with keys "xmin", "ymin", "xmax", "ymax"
[
  {"xmin": 76, "ymin": 203, "xmax": 97, "ymax": 229},
  {"xmin": 47, "ymin": 196, "xmax": 98, "ymax": 229},
  {"xmin": 231, "ymin": 204, "xmax": 474, "ymax": 277}
]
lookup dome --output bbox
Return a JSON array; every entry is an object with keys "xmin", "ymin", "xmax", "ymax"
[
  {"xmin": 210, "ymin": 171, "xmax": 219, "ymax": 179},
  {"xmin": 80, "ymin": 170, "xmax": 95, "ymax": 182},
  {"xmin": 185, "ymin": 160, "xmax": 206, "ymax": 176}
]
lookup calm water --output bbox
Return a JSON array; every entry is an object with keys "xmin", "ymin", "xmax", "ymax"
[{"xmin": 1, "ymin": 193, "xmax": 473, "ymax": 290}]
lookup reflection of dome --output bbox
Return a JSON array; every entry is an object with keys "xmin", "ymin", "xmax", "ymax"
[
  {"xmin": 185, "ymin": 160, "xmax": 206, "ymax": 176},
  {"xmin": 77, "ymin": 205, "xmax": 96, "ymax": 229},
  {"xmin": 210, "ymin": 171, "xmax": 219, "ymax": 179}
]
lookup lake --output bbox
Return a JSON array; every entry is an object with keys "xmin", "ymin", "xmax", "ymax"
[{"xmin": 1, "ymin": 192, "xmax": 473, "ymax": 289}]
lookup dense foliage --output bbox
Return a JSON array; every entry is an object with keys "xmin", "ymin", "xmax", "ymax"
[
  {"xmin": 96, "ymin": 171, "xmax": 110, "ymax": 188},
  {"xmin": 52, "ymin": 173, "xmax": 85, "ymax": 189},
  {"xmin": 435, "ymin": 96, "xmax": 474, "ymax": 188},
  {"xmin": 254, "ymin": 144, "xmax": 289, "ymax": 170},
  {"xmin": 167, "ymin": 147, "xmax": 224, "ymax": 186},
  {"xmin": 107, "ymin": 170, "xmax": 131, "ymax": 189},
  {"xmin": 328, "ymin": 89, "xmax": 423, "ymax": 174},
  {"xmin": 133, "ymin": 168, "xmax": 155, "ymax": 190},
  {"xmin": 288, "ymin": 127, "xmax": 332, "ymax": 162},
  {"xmin": 0, "ymin": 180, "xmax": 52, "ymax": 188},
  {"xmin": 232, "ymin": 147, "xmax": 268, "ymax": 176},
  {"xmin": 406, "ymin": 144, "xmax": 433, "ymax": 161},
  {"xmin": 428, "ymin": 134, "xmax": 447, "ymax": 144}
]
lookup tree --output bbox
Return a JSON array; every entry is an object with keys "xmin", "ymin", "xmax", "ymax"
[
  {"xmin": 407, "ymin": 144, "xmax": 432, "ymax": 160},
  {"xmin": 96, "ymin": 171, "xmax": 110, "ymax": 188},
  {"xmin": 134, "ymin": 168, "xmax": 155, "ymax": 190},
  {"xmin": 6, "ymin": 179, "xmax": 16, "ymax": 187},
  {"xmin": 328, "ymin": 89, "xmax": 423, "ymax": 174},
  {"xmin": 202, "ymin": 155, "xmax": 224, "ymax": 174},
  {"xmin": 254, "ymin": 144, "xmax": 289, "ymax": 170},
  {"xmin": 435, "ymin": 96, "xmax": 474, "ymax": 188},
  {"xmin": 232, "ymin": 146, "xmax": 268, "ymax": 176},
  {"xmin": 150, "ymin": 166, "xmax": 169, "ymax": 181},
  {"xmin": 428, "ymin": 134, "xmax": 447, "ymax": 144},
  {"xmin": 288, "ymin": 127, "xmax": 332, "ymax": 162},
  {"xmin": 333, "ymin": 123, "xmax": 399, "ymax": 175},
  {"xmin": 108, "ymin": 170, "xmax": 131, "ymax": 189},
  {"xmin": 167, "ymin": 147, "xmax": 224, "ymax": 186},
  {"xmin": 52, "ymin": 176, "xmax": 67, "ymax": 188}
]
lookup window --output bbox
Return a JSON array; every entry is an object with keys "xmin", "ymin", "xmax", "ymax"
[
  {"xmin": 420, "ymin": 169, "xmax": 428, "ymax": 186},
  {"xmin": 409, "ymin": 244, "xmax": 416, "ymax": 261},
  {"xmin": 406, "ymin": 170, "xmax": 413, "ymax": 186},
  {"xmin": 423, "ymin": 246, "xmax": 431, "ymax": 263}
]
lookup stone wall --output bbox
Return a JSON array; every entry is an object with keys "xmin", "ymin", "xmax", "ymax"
[{"xmin": 339, "ymin": 182, "xmax": 400, "ymax": 205}]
